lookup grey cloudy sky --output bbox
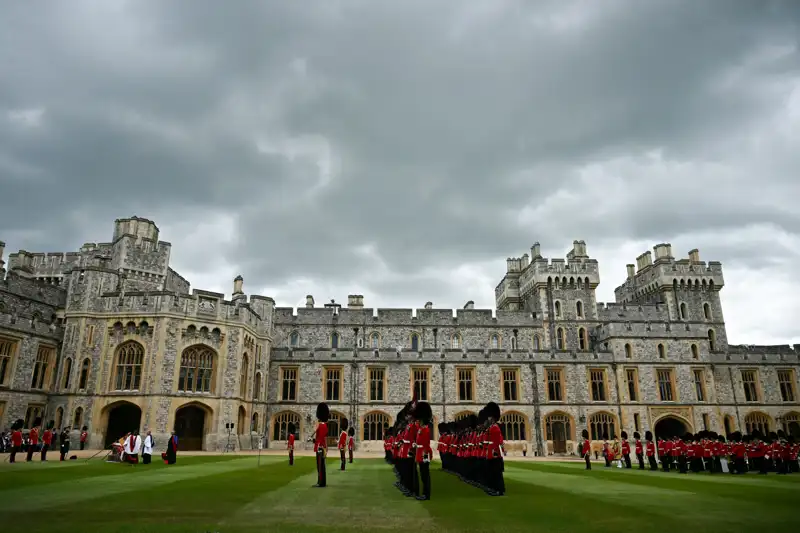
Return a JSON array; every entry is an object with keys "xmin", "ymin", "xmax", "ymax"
[{"xmin": 1, "ymin": 0, "xmax": 799, "ymax": 344}]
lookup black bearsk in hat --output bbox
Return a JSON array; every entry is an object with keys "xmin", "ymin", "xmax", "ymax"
[
  {"xmin": 582, "ymin": 429, "xmax": 589, "ymax": 439},
  {"xmin": 645, "ymin": 430, "xmax": 653, "ymax": 441},
  {"xmin": 413, "ymin": 401, "xmax": 433, "ymax": 425},
  {"xmin": 621, "ymin": 431, "xmax": 628, "ymax": 440},
  {"xmin": 340, "ymin": 417, "xmax": 349, "ymax": 431},
  {"xmin": 287, "ymin": 422, "xmax": 296, "ymax": 435},
  {"xmin": 634, "ymin": 432, "xmax": 641, "ymax": 440},
  {"xmin": 11, "ymin": 418, "xmax": 24, "ymax": 430},
  {"xmin": 348, "ymin": 426, "xmax": 355, "ymax": 437},
  {"xmin": 485, "ymin": 401, "xmax": 501, "ymax": 421},
  {"xmin": 316, "ymin": 402, "xmax": 330, "ymax": 422},
  {"xmin": 32, "ymin": 417, "xmax": 42, "ymax": 428}
]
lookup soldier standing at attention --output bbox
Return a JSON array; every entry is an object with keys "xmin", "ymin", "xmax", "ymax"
[
  {"xmin": 485, "ymin": 402, "xmax": 505, "ymax": 496},
  {"xmin": 646, "ymin": 431, "xmax": 658, "ymax": 470},
  {"xmin": 337, "ymin": 418, "xmax": 349, "ymax": 471},
  {"xmin": 80, "ymin": 426, "xmax": 88, "ymax": 450},
  {"xmin": 9, "ymin": 419, "xmax": 23, "ymax": 463},
  {"xmin": 621, "ymin": 431, "xmax": 632, "ymax": 469},
  {"xmin": 286, "ymin": 422, "xmax": 296, "ymax": 466},
  {"xmin": 41, "ymin": 423, "xmax": 53, "ymax": 461},
  {"xmin": 634, "ymin": 432, "xmax": 644, "ymax": 470},
  {"xmin": 581, "ymin": 429, "xmax": 592, "ymax": 470},
  {"xmin": 313, "ymin": 403, "xmax": 330, "ymax": 488},
  {"xmin": 347, "ymin": 426, "xmax": 355, "ymax": 464},
  {"xmin": 413, "ymin": 401, "xmax": 433, "ymax": 501},
  {"xmin": 26, "ymin": 418, "xmax": 41, "ymax": 462}
]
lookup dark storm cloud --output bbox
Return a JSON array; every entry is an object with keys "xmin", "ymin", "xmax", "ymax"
[{"xmin": 1, "ymin": 0, "xmax": 799, "ymax": 341}]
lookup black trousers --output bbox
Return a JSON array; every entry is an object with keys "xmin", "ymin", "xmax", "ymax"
[
  {"xmin": 488, "ymin": 457, "xmax": 505, "ymax": 495},
  {"xmin": 584, "ymin": 453, "xmax": 591, "ymax": 470},
  {"xmin": 678, "ymin": 456, "xmax": 687, "ymax": 473},
  {"xmin": 26, "ymin": 445, "xmax": 37, "ymax": 462},
  {"xmin": 411, "ymin": 459, "xmax": 420, "ymax": 496},
  {"xmin": 40, "ymin": 444, "xmax": 49, "ymax": 461},
  {"xmin": 289, "ymin": 449, "xmax": 294, "ymax": 465},
  {"xmin": 624, "ymin": 453, "xmax": 632, "ymax": 468},
  {"xmin": 9, "ymin": 446, "xmax": 19, "ymax": 463},
  {"xmin": 662, "ymin": 455, "xmax": 670, "ymax": 472},
  {"xmin": 316, "ymin": 449, "xmax": 327, "ymax": 487},
  {"xmin": 340, "ymin": 449, "xmax": 346, "ymax": 471},
  {"xmin": 418, "ymin": 461, "xmax": 431, "ymax": 499},
  {"xmin": 60, "ymin": 444, "xmax": 69, "ymax": 461},
  {"xmin": 349, "ymin": 449, "xmax": 353, "ymax": 463},
  {"xmin": 80, "ymin": 442, "xmax": 85, "ymax": 450},
  {"xmin": 648, "ymin": 455, "xmax": 658, "ymax": 470},
  {"xmin": 637, "ymin": 452, "xmax": 645, "ymax": 469}
]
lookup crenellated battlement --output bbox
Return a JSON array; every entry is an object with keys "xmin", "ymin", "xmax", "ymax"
[{"xmin": 596, "ymin": 302, "xmax": 671, "ymax": 322}]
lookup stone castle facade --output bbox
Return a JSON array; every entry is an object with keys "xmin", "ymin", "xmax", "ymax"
[{"xmin": 1, "ymin": 217, "xmax": 798, "ymax": 454}]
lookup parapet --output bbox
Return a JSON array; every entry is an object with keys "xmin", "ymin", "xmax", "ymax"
[{"xmin": 113, "ymin": 216, "xmax": 159, "ymax": 243}]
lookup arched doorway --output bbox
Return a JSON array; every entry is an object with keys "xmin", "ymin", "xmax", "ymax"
[
  {"xmin": 237, "ymin": 406, "xmax": 247, "ymax": 435},
  {"xmin": 545, "ymin": 412, "xmax": 573, "ymax": 454},
  {"xmin": 654, "ymin": 416, "xmax": 690, "ymax": 440},
  {"xmin": 782, "ymin": 413, "xmax": 800, "ymax": 437},
  {"xmin": 175, "ymin": 404, "xmax": 208, "ymax": 451},
  {"xmin": 104, "ymin": 402, "xmax": 142, "ymax": 448},
  {"xmin": 326, "ymin": 411, "xmax": 346, "ymax": 448}
]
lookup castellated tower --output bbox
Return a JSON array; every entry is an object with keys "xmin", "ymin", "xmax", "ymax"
[{"xmin": 614, "ymin": 244, "xmax": 727, "ymax": 352}]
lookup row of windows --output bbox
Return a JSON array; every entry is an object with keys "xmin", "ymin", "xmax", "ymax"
[
  {"xmin": 279, "ymin": 365, "xmax": 799, "ymax": 405},
  {"xmin": 678, "ymin": 302, "xmax": 714, "ymax": 321},
  {"xmin": 20, "ymin": 403, "xmax": 84, "ymax": 430},
  {"xmin": 290, "ymin": 331, "xmax": 548, "ymax": 351}
]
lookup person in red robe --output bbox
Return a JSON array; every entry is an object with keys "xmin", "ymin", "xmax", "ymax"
[
  {"xmin": 581, "ymin": 429, "xmax": 592, "ymax": 470},
  {"xmin": 413, "ymin": 401, "xmax": 433, "ymax": 500},
  {"xmin": 337, "ymin": 417, "xmax": 349, "ymax": 471},
  {"xmin": 313, "ymin": 402, "xmax": 329, "ymax": 488},
  {"xmin": 347, "ymin": 426, "xmax": 355, "ymax": 464},
  {"xmin": 287, "ymin": 422, "xmax": 296, "ymax": 466},
  {"xmin": 161, "ymin": 432, "xmax": 178, "ymax": 465}
]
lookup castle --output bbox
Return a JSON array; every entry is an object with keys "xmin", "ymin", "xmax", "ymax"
[{"xmin": 1, "ymin": 216, "xmax": 798, "ymax": 454}]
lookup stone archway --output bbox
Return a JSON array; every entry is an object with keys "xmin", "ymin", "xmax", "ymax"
[
  {"xmin": 175, "ymin": 403, "xmax": 210, "ymax": 451},
  {"xmin": 654, "ymin": 415, "xmax": 691, "ymax": 440},
  {"xmin": 103, "ymin": 402, "xmax": 142, "ymax": 448}
]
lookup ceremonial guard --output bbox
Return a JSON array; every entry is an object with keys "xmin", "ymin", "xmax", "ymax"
[
  {"xmin": 621, "ymin": 431, "xmax": 631, "ymax": 468},
  {"xmin": 80, "ymin": 426, "xmax": 88, "ymax": 450},
  {"xmin": 313, "ymin": 402, "xmax": 330, "ymax": 488},
  {"xmin": 347, "ymin": 426, "xmax": 355, "ymax": 464},
  {"xmin": 383, "ymin": 427, "xmax": 393, "ymax": 464},
  {"xmin": 287, "ymin": 422, "xmax": 296, "ymax": 466},
  {"xmin": 634, "ymin": 432, "xmax": 644, "ymax": 469},
  {"xmin": 413, "ymin": 401, "xmax": 433, "ymax": 501},
  {"xmin": 645, "ymin": 431, "xmax": 658, "ymax": 470},
  {"xmin": 581, "ymin": 429, "xmax": 591, "ymax": 470},
  {"xmin": 26, "ymin": 418, "xmax": 41, "ymax": 462},
  {"xmin": 337, "ymin": 417, "xmax": 349, "ymax": 471},
  {"xmin": 602, "ymin": 434, "xmax": 611, "ymax": 467},
  {"xmin": 41, "ymin": 422, "xmax": 53, "ymax": 461},
  {"xmin": 485, "ymin": 402, "xmax": 505, "ymax": 496},
  {"xmin": 9, "ymin": 419, "xmax": 23, "ymax": 463},
  {"xmin": 59, "ymin": 426, "xmax": 71, "ymax": 461}
]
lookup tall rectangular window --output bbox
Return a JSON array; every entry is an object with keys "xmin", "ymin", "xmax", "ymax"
[
  {"xmin": 281, "ymin": 367, "xmax": 297, "ymax": 401},
  {"xmin": 741, "ymin": 370, "xmax": 758, "ymax": 402},
  {"xmin": 86, "ymin": 325, "xmax": 95, "ymax": 346},
  {"xmin": 0, "ymin": 338, "xmax": 16, "ymax": 386},
  {"xmin": 657, "ymin": 369, "xmax": 675, "ymax": 402},
  {"xmin": 457, "ymin": 368, "xmax": 474, "ymax": 401},
  {"xmin": 31, "ymin": 346, "xmax": 54, "ymax": 390},
  {"xmin": 626, "ymin": 369, "xmax": 638, "ymax": 401},
  {"xmin": 502, "ymin": 368, "xmax": 519, "ymax": 402},
  {"xmin": 633, "ymin": 413, "xmax": 641, "ymax": 432},
  {"xmin": 546, "ymin": 368, "xmax": 563, "ymax": 401},
  {"xmin": 369, "ymin": 367, "xmax": 385, "ymax": 402},
  {"xmin": 590, "ymin": 369, "xmax": 606, "ymax": 401},
  {"xmin": 412, "ymin": 367, "xmax": 430, "ymax": 401},
  {"xmin": 693, "ymin": 369, "xmax": 706, "ymax": 402},
  {"xmin": 702, "ymin": 414, "xmax": 710, "ymax": 430},
  {"xmin": 324, "ymin": 367, "xmax": 342, "ymax": 401},
  {"xmin": 778, "ymin": 369, "xmax": 796, "ymax": 402}
]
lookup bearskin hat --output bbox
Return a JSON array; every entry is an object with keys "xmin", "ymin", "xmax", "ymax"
[
  {"xmin": 11, "ymin": 418, "xmax": 24, "ymax": 430},
  {"xmin": 634, "ymin": 432, "xmax": 641, "ymax": 440},
  {"xmin": 684, "ymin": 433, "xmax": 693, "ymax": 441},
  {"xmin": 751, "ymin": 429, "xmax": 762, "ymax": 439},
  {"xmin": 777, "ymin": 429, "xmax": 786, "ymax": 439},
  {"xmin": 484, "ymin": 401, "xmax": 501, "ymax": 421},
  {"xmin": 732, "ymin": 431, "xmax": 742, "ymax": 441},
  {"xmin": 717, "ymin": 434, "xmax": 726, "ymax": 443},
  {"xmin": 413, "ymin": 401, "xmax": 433, "ymax": 425},
  {"xmin": 47, "ymin": 420, "xmax": 54, "ymax": 429},
  {"xmin": 645, "ymin": 430, "xmax": 653, "ymax": 441},
  {"xmin": 316, "ymin": 402, "xmax": 330, "ymax": 422},
  {"xmin": 478, "ymin": 408, "xmax": 488, "ymax": 423},
  {"xmin": 468, "ymin": 414, "xmax": 479, "ymax": 428},
  {"xmin": 621, "ymin": 431, "xmax": 628, "ymax": 440},
  {"xmin": 582, "ymin": 429, "xmax": 589, "ymax": 439},
  {"xmin": 33, "ymin": 417, "xmax": 42, "ymax": 427},
  {"xmin": 789, "ymin": 435, "xmax": 796, "ymax": 444},
  {"xmin": 348, "ymin": 426, "xmax": 355, "ymax": 437},
  {"xmin": 287, "ymin": 422, "xmax": 296, "ymax": 435},
  {"xmin": 340, "ymin": 417, "xmax": 349, "ymax": 431},
  {"xmin": 82, "ymin": 425, "xmax": 88, "ymax": 431}
]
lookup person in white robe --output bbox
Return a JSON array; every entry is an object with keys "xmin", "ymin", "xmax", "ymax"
[
  {"xmin": 142, "ymin": 431, "xmax": 154, "ymax": 464},
  {"xmin": 123, "ymin": 431, "xmax": 142, "ymax": 465}
]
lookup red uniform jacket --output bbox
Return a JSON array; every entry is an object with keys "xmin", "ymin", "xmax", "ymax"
[
  {"xmin": 313, "ymin": 423, "xmax": 328, "ymax": 453},
  {"xmin": 29, "ymin": 428, "xmax": 39, "ymax": 445},
  {"xmin": 487, "ymin": 423, "xmax": 503, "ymax": 459},
  {"xmin": 11, "ymin": 430, "xmax": 23, "ymax": 447},
  {"xmin": 635, "ymin": 439, "xmax": 643, "ymax": 455},
  {"xmin": 581, "ymin": 439, "xmax": 591, "ymax": 456},
  {"xmin": 43, "ymin": 430, "xmax": 52, "ymax": 446},
  {"xmin": 348, "ymin": 436, "xmax": 354, "ymax": 451},
  {"xmin": 287, "ymin": 433, "xmax": 295, "ymax": 450},
  {"xmin": 621, "ymin": 441, "xmax": 630, "ymax": 455},
  {"xmin": 646, "ymin": 441, "xmax": 655, "ymax": 457},
  {"xmin": 338, "ymin": 430, "xmax": 347, "ymax": 450},
  {"xmin": 670, "ymin": 441, "xmax": 681, "ymax": 457},
  {"xmin": 80, "ymin": 431, "xmax": 88, "ymax": 443},
  {"xmin": 415, "ymin": 425, "xmax": 432, "ymax": 463}
]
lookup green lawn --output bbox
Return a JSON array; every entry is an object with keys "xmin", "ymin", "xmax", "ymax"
[{"xmin": 0, "ymin": 456, "xmax": 798, "ymax": 532}]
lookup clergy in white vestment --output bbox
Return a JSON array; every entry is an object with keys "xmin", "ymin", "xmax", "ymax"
[
  {"xmin": 142, "ymin": 431, "xmax": 154, "ymax": 464},
  {"xmin": 123, "ymin": 431, "xmax": 142, "ymax": 464}
]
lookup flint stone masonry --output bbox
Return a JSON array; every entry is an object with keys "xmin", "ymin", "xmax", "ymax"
[{"xmin": 0, "ymin": 218, "xmax": 798, "ymax": 454}]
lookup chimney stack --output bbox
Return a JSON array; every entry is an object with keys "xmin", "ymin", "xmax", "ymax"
[
  {"xmin": 424, "ymin": 301, "xmax": 433, "ymax": 309},
  {"xmin": 689, "ymin": 249, "xmax": 700, "ymax": 262},
  {"xmin": 0, "ymin": 240, "xmax": 5, "ymax": 276},
  {"xmin": 463, "ymin": 300, "xmax": 475, "ymax": 310},
  {"xmin": 626, "ymin": 264, "xmax": 635, "ymax": 278},
  {"xmin": 530, "ymin": 242, "xmax": 541, "ymax": 258},
  {"xmin": 347, "ymin": 294, "xmax": 364, "ymax": 308},
  {"xmin": 305, "ymin": 295, "xmax": 315, "ymax": 308},
  {"xmin": 233, "ymin": 275, "xmax": 244, "ymax": 295}
]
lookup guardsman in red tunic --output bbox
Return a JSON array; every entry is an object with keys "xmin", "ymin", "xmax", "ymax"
[
  {"xmin": 788, "ymin": 436, "xmax": 799, "ymax": 473},
  {"xmin": 413, "ymin": 401, "xmax": 433, "ymax": 500},
  {"xmin": 313, "ymin": 402, "xmax": 330, "ymax": 488},
  {"xmin": 646, "ymin": 431, "xmax": 658, "ymax": 470},
  {"xmin": 337, "ymin": 417, "xmax": 349, "ymax": 471},
  {"xmin": 634, "ymin": 432, "xmax": 644, "ymax": 469},
  {"xmin": 26, "ymin": 418, "xmax": 41, "ymax": 462},
  {"xmin": 347, "ymin": 426, "xmax": 355, "ymax": 463},
  {"xmin": 41, "ymin": 423, "xmax": 53, "ymax": 461},
  {"xmin": 484, "ymin": 402, "xmax": 505, "ymax": 496},
  {"xmin": 286, "ymin": 422, "xmax": 296, "ymax": 466},
  {"xmin": 581, "ymin": 429, "xmax": 592, "ymax": 470},
  {"xmin": 9, "ymin": 419, "xmax": 24, "ymax": 463},
  {"xmin": 80, "ymin": 427, "xmax": 88, "ymax": 450},
  {"xmin": 621, "ymin": 431, "xmax": 632, "ymax": 469}
]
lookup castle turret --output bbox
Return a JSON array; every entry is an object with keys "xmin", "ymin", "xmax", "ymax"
[
  {"xmin": 347, "ymin": 295, "xmax": 364, "ymax": 308},
  {"xmin": 305, "ymin": 295, "xmax": 315, "ymax": 308},
  {"xmin": 232, "ymin": 275, "xmax": 245, "ymax": 302},
  {"xmin": 0, "ymin": 240, "xmax": 5, "ymax": 277}
]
